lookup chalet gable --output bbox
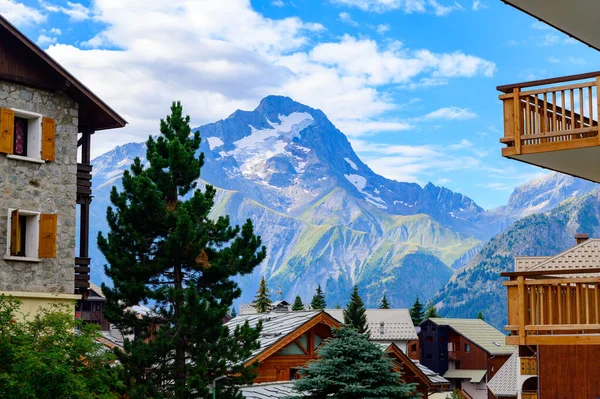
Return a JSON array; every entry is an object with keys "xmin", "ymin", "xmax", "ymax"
[
  {"xmin": 0, "ymin": 15, "xmax": 126, "ymax": 131},
  {"xmin": 521, "ymin": 238, "xmax": 600, "ymax": 275},
  {"xmin": 382, "ymin": 343, "xmax": 449, "ymax": 390}
]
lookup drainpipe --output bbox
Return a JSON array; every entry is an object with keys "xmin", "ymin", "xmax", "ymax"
[{"xmin": 212, "ymin": 375, "xmax": 227, "ymax": 399}]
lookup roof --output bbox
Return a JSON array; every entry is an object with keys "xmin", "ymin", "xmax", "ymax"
[
  {"xmin": 426, "ymin": 318, "xmax": 515, "ymax": 355},
  {"xmin": 378, "ymin": 343, "xmax": 449, "ymax": 388},
  {"xmin": 524, "ymin": 239, "xmax": 600, "ymax": 276},
  {"xmin": 443, "ymin": 369, "xmax": 487, "ymax": 383},
  {"xmin": 225, "ymin": 310, "xmax": 340, "ymax": 363},
  {"xmin": 239, "ymin": 382, "xmax": 296, "ymax": 398},
  {"xmin": 325, "ymin": 308, "xmax": 417, "ymax": 341},
  {"xmin": 415, "ymin": 362, "xmax": 450, "ymax": 386},
  {"xmin": 487, "ymin": 352, "xmax": 518, "ymax": 397},
  {"xmin": 86, "ymin": 282, "xmax": 106, "ymax": 300},
  {"xmin": 0, "ymin": 15, "xmax": 126, "ymax": 131},
  {"xmin": 515, "ymin": 256, "xmax": 550, "ymax": 272}
]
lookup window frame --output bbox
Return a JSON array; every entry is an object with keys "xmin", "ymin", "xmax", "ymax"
[
  {"xmin": 464, "ymin": 343, "xmax": 471, "ymax": 353},
  {"xmin": 5, "ymin": 208, "xmax": 41, "ymax": 263},
  {"xmin": 6, "ymin": 108, "xmax": 45, "ymax": 164}
]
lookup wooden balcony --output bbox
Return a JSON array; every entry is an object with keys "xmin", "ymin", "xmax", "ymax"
[
  {"xmin": 503, "ymin": 268, "xmax": 600, "ymax": 345},
  {"xmin": 520, "ymin": 357, "xmax": 537, "ymax": 375},
  {"xmin": 522, "ymin": 393, "xmax": 538, "ymax": 399},
  {"xmin": 498, "ymin": 71, "xmax": 600, "ymax": 183}
]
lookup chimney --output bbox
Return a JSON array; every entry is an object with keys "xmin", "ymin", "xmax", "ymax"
[{"xmin": 575, "ymin": 233, "xmax": 590, "ymax": 245}]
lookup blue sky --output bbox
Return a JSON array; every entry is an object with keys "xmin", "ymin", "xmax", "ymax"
[{"xmin": 2, "ymin": 0, "xmax": 599, "ymax": 209}]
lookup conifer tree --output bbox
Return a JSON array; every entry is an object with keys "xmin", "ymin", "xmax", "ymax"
[
  {"xmin": 424, "ymin": 305, "xmax": 439, "ymax": 320},
  {"xmin": 252, "ymin": 276, "xmax": 272, "ymax": 313},
  {"xmin": 380, "ymin": 294, "xmax": 390, "ymax": 309},
  {"xmin": 343, "ymin": 285, "xmax": 368, "ymax": 334},
  {"xmin": 477, "ymin": 311, "xmax": 484, "ymax": 320},
  {"xmin": 310, "ymin": 285, "xmax": 326, "ymax": 310},
  {"xmin": 292, "ymin": 295, "xmax": 305, "ymax": 311},
  {"xmin": 231, "ymin": 306, "xmax": 237, "ymax": 318},
  {"xmin": 409, "ymin": 296, "xmax": 424, "ymax": 326},
  {"xmin": 292, "ymin": 327, "xmax": 418, "ymax": 399},
  {"xmin": 98, "ymin": 102, "xmax": 266, "ymax": 399}
]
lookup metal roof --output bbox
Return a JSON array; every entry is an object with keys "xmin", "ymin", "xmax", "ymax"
[
  {"xmin": 240, "ymin": 382, "xmax": 296, "ymax": 398},
  {"xmin": 427, "ymin": 318, "xmax": 515, "ymax": 355},
  {"xmin": 487, "ymin": 352, "xmax": 518, "ymax": 397},
  {"xmin": 443, "ymin": 369, "xmax": 487, "ymax": 383},
  {"xmin": 326, "ymin": 308, "xmax": 417, "ymax": 340},
  {"xmin": 415, "ymin": 362, "xmax": 450, "ymax": 386},
  {"xmin": 225, "ymin": 311, "xmax": 324, "ymax": 361}
]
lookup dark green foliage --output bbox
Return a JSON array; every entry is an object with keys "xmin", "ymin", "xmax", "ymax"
[
  {"xmin": 477, "ymin": 311, "xmax": 484, "ymax": 320},
  {"xmin": 409, "ymin": 296, "xmax": 424, "ymax": 326},
  {"xmin": 379, "ymin": 294, "xmax": 390, "ymax": 309},
  {"xmin": 292, "ymin": 295, "xmax": 305, "ymax": 311},
  {"xmin": 98, "ymin": 102, "xmax": 266, "ymax": 398},
  {"xmin": 231, "ymin": 306, "xmax": 237, "ymax": 318},
  {"xmin": 343, "ymin": 286, "xmax": 368, "ymax": 334},
  {"xmin": 424, "ymin": 305, "xmax": 439, "ymax": 320},
  {"xmin": 311, "ymin": 285, "xmax": 327, "ymax": 310},
  {"xmin": 0, "ymin": 296, "xmax": 123, "ymax": 399},
  {"xmin": 291, "ymin": 327, "xmax": 419, "ymax": 399},
  {"xmin": 445, "ymin": 389, "xmax": 460, "ymax": 399},
  {"xmin": 253, "ymin": 277, "xmax": 272, "ymax": 313}
]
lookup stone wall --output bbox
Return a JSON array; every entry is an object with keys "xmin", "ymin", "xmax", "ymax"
[{"xmin": 0, "ymin": 81, "xmax": 78, "ymax": 294}]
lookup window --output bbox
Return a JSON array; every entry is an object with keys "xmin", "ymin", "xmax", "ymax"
[
  {"xmin": 465, "ymin": 343, "xmax": 471, "ymax": 352},
  {"xmin": 6, "ymin": 209, "xmax": 57, "ymax": 262},
  {"xmin": 425, "ymin": 335, "xmax": 434, "ymax": 343},
  {"xmin": 0, "ymin": 108, "xmax": 56, "ymax": 162},
  {"xmin": 290, "ymin": 368, "xmax": 300, "ymax": 380},
  {"xmin": 411, "ymin": 343, "xmax": 417, "ymax": 352}
]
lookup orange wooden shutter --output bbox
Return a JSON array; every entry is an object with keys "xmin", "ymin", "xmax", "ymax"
[
  {"xmin": 41, "ymin": 117, "xmax": 56, "ymax": 161},
  {"xmin": 0, "ymin": 108, "xmax": 15, "ymax": 154},
  {"xmin": 38, "ymin": 214, "xmax": 57, "ymax": 258},
  {"xmin": 9, "ymin": 210, "xmax": 20, "ymax": 256}
]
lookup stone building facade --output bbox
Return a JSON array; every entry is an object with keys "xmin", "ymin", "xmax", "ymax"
[{"xmin": 0, "ymin": 14, "xmax": 126, "ymax": 315}]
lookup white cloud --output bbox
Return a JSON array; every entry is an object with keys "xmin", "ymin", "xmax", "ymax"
[
  {"xmin": 49, "ymin": 27, "xmax": 62, "ymax": 35},
  {"xmin": 472, "ymin": 0, "xmax": 486, "ymax": 10},
  {"xmin": 531, "ymin": 21, "xmax": 550, "ymax": 30},
  {"xmin": 375, "ymin": 24, "xmax": 390, "ymax": 34},
  {"xmin": 37, "ymin": 34, "xmax": 57, "ymax": 46},
  {"xmin": 476, "ymin": 182, "xmax": 513, "ymax": 191},
  {"xmin": 338, "ymin": 12, "xmax": 359, "ymax": 26},
  {"xmin": 41, "ymin": 1, "xmax": 91, "ymax": 21},
  {"xmin": 0, "ymin": 0, "xmax": 45, "ymax": 25},
  {"xmin": 436, "ymin": 177, "xmax": 451, "ymax": 184},
  {"xmin": 38, "ymin": 0, "xmax": 495, "ymax": 157},
  {"xmin": 422, "ymin": 107, "xmax": 477, "ymax": 120},
  {"xmin": 331, "ymin": 0, "xmax": 463, "ymax": 15},
  {"xmin": 272, "ymin": 0, "xmax": 285, "ymax": 6}
]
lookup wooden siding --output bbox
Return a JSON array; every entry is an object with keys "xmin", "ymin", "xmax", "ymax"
[
  {"xmin": 407, "ymin": 339, "xmax": 420, "ymax": 360},
  {"xmin": 539, "ymin": 345, "xmax": 600, "ymax": 398}
]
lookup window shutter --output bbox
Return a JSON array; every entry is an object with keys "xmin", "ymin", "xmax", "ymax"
[
  {"xmin": 39, "ymin": 214, "xmax": 57, "ymax": 258},
  {"xmin": 0, "ymin": 108, "xmax": 15, "ymax": 154},
  {"xmin": 41, "ymin": 117, "xmax": 56, "ymax": 161},
  {"xmin": 9, "ymin": 210, "xmax": 20, "ymax": 256}
]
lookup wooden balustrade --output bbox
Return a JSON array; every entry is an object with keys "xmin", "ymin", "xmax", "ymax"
[
  {"xmin": 503, "ymin": 269, "xmax": 600, "ymax": 345},
  {"xmin": 521, "ymin": 392, "xmax": 538, "ymax": 399},
  {"xmin": 499, "ymin": 73, "xmax": 600, "ymax": 156},
  {"xmin": 520, "ymin": 357, "xmax": 537, "ymax": 375}
]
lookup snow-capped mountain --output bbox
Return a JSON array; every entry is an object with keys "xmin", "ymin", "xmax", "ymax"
[{"xmin": 88, "ymin": 96, "xmax": 595, "ymax": 309}]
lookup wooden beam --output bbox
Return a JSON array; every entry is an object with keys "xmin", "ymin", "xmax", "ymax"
[
  {"xmin": 518, "ymin": 276, "xmax": 526, "ymax": 345},
  {"xmin": 497, "ymin": 71, "xmax": 600, "ymax": 93},
  {"xmin": 501, "ymin": 268, "xmax": 600, "ymax": 278},
  {"xmin": 525, "ymin": 324, "xmax": 600, "ymax": 331}
]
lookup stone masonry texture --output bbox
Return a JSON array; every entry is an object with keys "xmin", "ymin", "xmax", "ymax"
[{"xmin": 0, "ymin": 81, "xmax": 78, "ymax": 294}]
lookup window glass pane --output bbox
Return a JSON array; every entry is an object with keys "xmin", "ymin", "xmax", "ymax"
[
  {"xmin": 297, "ymin": 334, "xmax": 308, "ymax": 350},
  {"xmin": 278, "ymin": 342, "xmax": 305, "ymax": 355},
  {"xmin": 17, "ymin": 215, "xmax": 27, "ymax": 256},
  {"xmin": 314, "ymin": 335, "xmax": 323, "ymax": 349},
  {"xmin": 14, "ymin": 117, "xmax": 28, "ymax": 156}
]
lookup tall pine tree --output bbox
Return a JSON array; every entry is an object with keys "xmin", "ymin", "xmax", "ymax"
[
  {"xmin": 292, "ymin": 295, "xmax": 305, "ymax": 311},
  {"xmin": 310, "ymin": 285, "xmax": 326, "ymax": 310},
  {"xmin": 292, "ymin": 328, "xmax": 418, "ymax": 399},
  {"xmin": 98, "ymin": 102, "xmax": 266, "ymax": 399},
  {"xmin": 424, "ymin": 305, "xmax": 439, "ymax": 320},
  {"xmin": 379, "ymin": 294, "xmax": 390, "ymax": 309},
  {"xmin": 409, "ymin": 296, "xmax": 424, "ymax": 326},
  {"xmin": 343, "ymin": 286, "xmax": 368, "ymax": 334},
  {"xmin": 252, "ymin": 277, "xmax": 272, "ymax": 313}
]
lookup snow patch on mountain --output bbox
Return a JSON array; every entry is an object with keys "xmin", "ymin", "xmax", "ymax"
[
  {"xmin": 345, "ymin": 173, "xmax": 387, "ymax": 208},
  {"xmin": 344, "ymin": 157, "xmax": 358, "ymax": 170},
  {"xmin": 206, "ymin": 137, "xmax": 224, "ymax": 150}
]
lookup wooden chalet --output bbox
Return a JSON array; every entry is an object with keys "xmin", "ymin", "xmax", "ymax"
[
  {"xmin": 75, "ymin": 282, "xmax": 110, "ymax": 331},
  {"xmin": 420, "ymin": 318, "xmax": 515, "ymax": 399}
]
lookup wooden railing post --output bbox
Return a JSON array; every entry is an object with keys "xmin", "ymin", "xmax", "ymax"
[
  {"xmin": 518, "ymin": 276, "xmax": 526, "ymax": 345},
  {"xmin": 513, "ymin": 88, "xmax": 522, "ymax": 154},
  {"xmin": 596, "ymin": 76, "xmax": 600, "ymax": 144}
]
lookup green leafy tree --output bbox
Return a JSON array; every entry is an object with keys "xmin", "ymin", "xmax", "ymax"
[
  {"xmin": 253, "ymin": 276, "xmax": 272, "ymax": 313},
  {"xmin": 0, "ymin": 296, "xmax": 123, "ymax": 399},
  {"xmin": 292, "ymin": 327, "xmax": 419, "ymax": 399},
  {"xmin": 477, "ymin": 311, "xmax": 484, "ymax": 320},
  {"xmin": 343, "ymin": 285, "xmax": 368, "ymax": 334},
  {"xmin": 292, "ymin": 295, "xmax": 305, "ymax": 311},
  {"xmin": 98, "ymin": 102, "xmax": 266, "ymax": 399},
  {"xmin": 311, "ymin": 285, "xmax": 327, "ymax": 310},
  {"xmin": 424, "ymin": 305, "xmax": 439, "ymax": 320},
  {"xmin": 380, "ymin": 294, "xmax": 390, "ymax": 309},
  {"xmin": 446, "ymin": 389, "xmax": 460, "ymax": 399},
  {"xmin": 409, "ymin": 296, "xmax": 424, "ymax": 326}
]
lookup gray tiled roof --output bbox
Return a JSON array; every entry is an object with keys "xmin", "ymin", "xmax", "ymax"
[
  {"xmin": 225, "ymin": 311, "xmax": 324, "ymax": 361},
  {"xmin": 415, "ymin": 361, "xmax": 449, "ymax": 385},
  {"xmin": 487, "ymin": 352, "xmax": 518, "ymax": 397},
  {"xmin": 427, "ymin": 318, "xmax": 515, "ymax": 355},
  {"xmin": 240, "ymin": 382, "xmax": 296, "ymax": 398},
  {"xmin": 325, "ymin": 309, "xmax": 417, "ymax": 340}
]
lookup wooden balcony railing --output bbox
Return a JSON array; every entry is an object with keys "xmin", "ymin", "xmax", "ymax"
[
  {"xmin": 498, "ymin": 71, "xmax": 600, "ymax": 157},
  {"xmin": 522, "ymin": 392, "xmax": 538, "ymax": 399},
  {"xmin": 520, "ymin": 357, "xmax": 537, "ymax": 375},
  {"xmin": 503, "ymin": 268, "xmax": 600, "ymax": 345}
]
